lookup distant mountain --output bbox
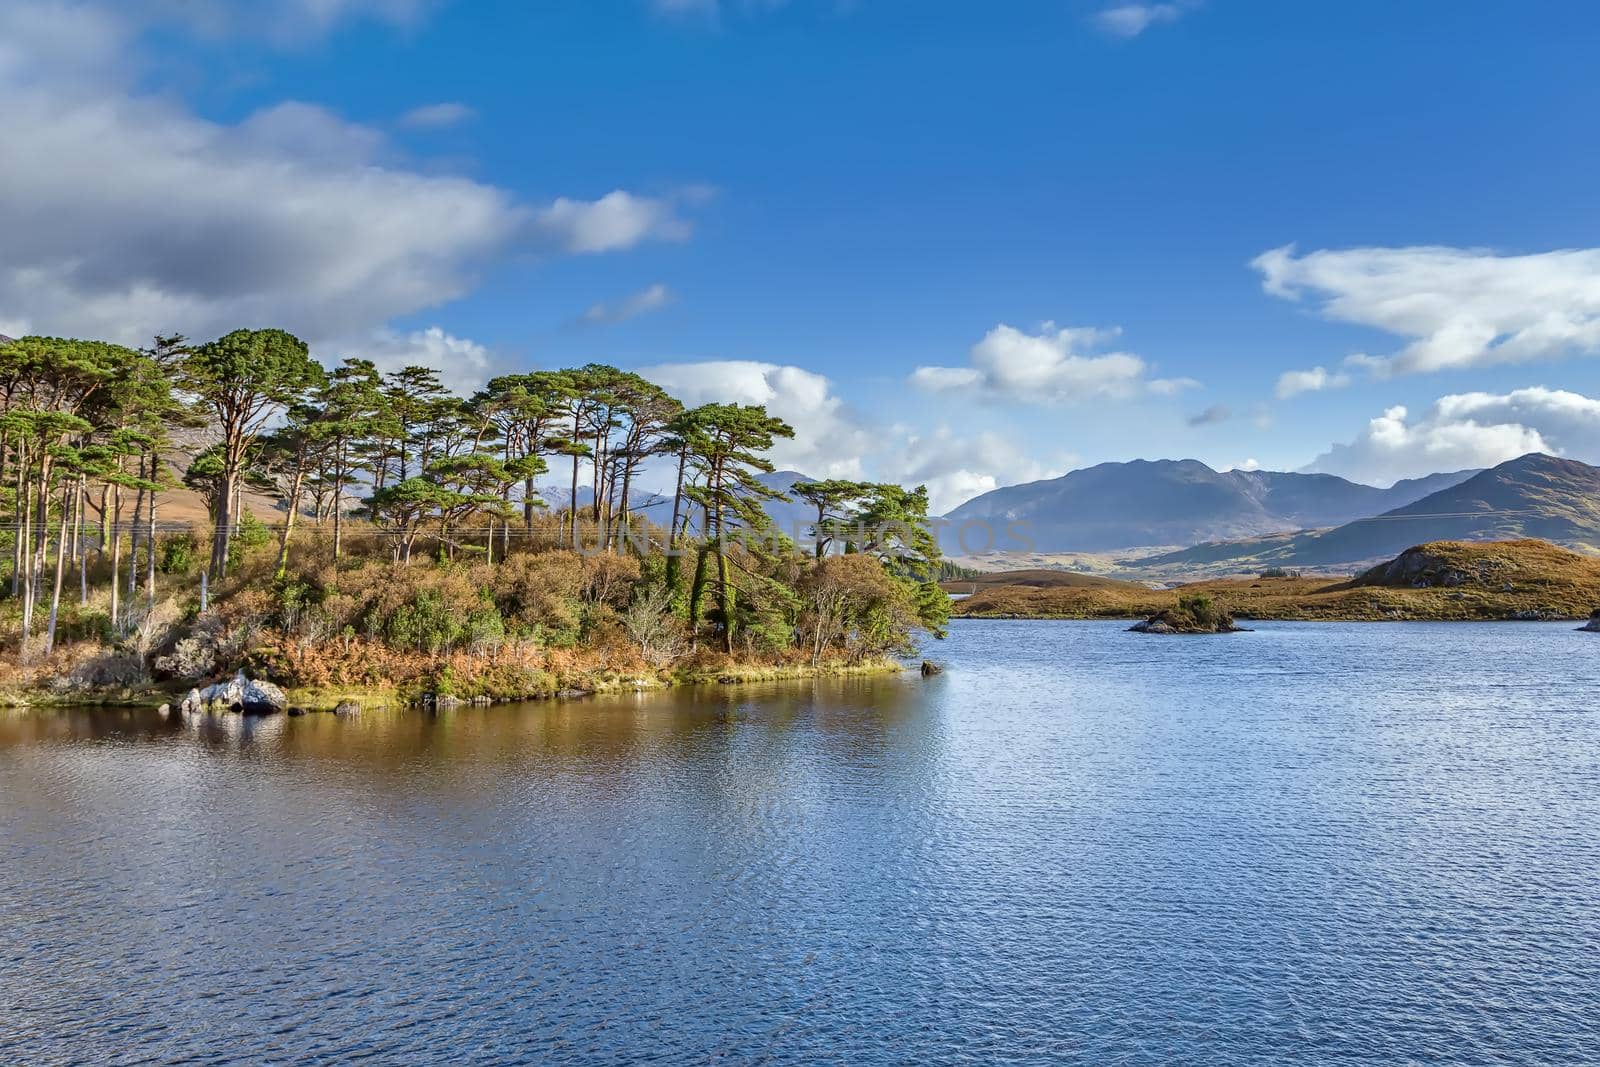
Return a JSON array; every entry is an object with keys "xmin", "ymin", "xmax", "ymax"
[
  {"xmin": 940, "ymin": 458, "xmax": 1478, "ymax": 553},
  {"xmin": 754, "ymin": 470, "xmax": 823, "ymax": 537},
  {"xmin": 1134, "ymin": 454, "xmax": 1600, "ymax": 573}
]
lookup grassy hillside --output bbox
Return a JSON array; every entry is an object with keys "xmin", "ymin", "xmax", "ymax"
[
  {"xmin": 940, "ymin": 569, "xmax": 1155, "ymax": 594},
  {"xmin": 953, "ymin": 540, "xmax": 1600, "ymax": 622}
]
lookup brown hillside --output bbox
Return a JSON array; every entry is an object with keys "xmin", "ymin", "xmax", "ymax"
[
  {"xmin": 952, "ymin": 539, "xmax": 1600, "ymax": 622},
  {"xmin": 941, "ymin": 568, "xmax": 1153, "ymax": 594}
]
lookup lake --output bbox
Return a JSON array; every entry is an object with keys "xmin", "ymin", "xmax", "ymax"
[{"xmin": 4, "ymin": 620, "xmax": 1599, "ymax": 1063}]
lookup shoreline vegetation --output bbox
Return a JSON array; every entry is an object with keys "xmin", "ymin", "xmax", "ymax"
[
  {"xmin": 0, "ymin": 331, "xmax": 951, "ymax": 710},
  {"xmin": 948, "ymin": 540, "xmax": 1600, "ymax": 625}
]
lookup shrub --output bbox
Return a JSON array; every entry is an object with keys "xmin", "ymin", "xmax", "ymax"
[
  {"xmin": 623, "ymin": 583, "xmax": 686, "ymax": 667},
  {"xmin": 159, "ymin": 531, "xmax": 199, "ymax": 574},
  {"xmin": 227, "ymin": 510, "xmax": 272, "ymax": 569},
  {"xmin": 1176, "ymin": 594, "xmax": 1219, "ymax": 629},
  {"xmin": 493, "ymin": 550, "xmax": 585, "ymax": 643}
]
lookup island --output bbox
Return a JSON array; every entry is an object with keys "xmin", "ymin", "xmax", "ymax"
[{"xmin": 0, "ymin": 333, "xmax": 950, "ymax": 710}]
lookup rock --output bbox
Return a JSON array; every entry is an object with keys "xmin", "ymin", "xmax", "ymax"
[
  {"xmin": 287, "ymin": 707, "xmax": 306, "ymax": 717},
  {"xmin": 179, "ymin": 688, "xmax": 204, "ymax": 714},
  {"xmin": 920, "ymin": 660, "xmax": 943, "ymax": 676},
  {"xmin": 1128, "ymin": 607, "xmax": 1249, "ymax": 635},
  {"xmin": 238, "ymin": 675, "xmax": 287, "ymax": 715},
  {"xmin": 333, "ymin": 701, "xmax": 362, "ymax": 716},
  {"xmin": 556, "ymin": 687, "xmax": 593, "ymax": 699},
  {"xmin": 156, "ymin": 703, "xmax": 171, "ymax": 716},
  {"xmin": 189, "ymin": 671, "xmax": 285, "ymax": 715}
]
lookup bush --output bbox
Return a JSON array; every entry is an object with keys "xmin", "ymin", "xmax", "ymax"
[
  {"xmin": 1176, "ymin": 594, "xmax": 1219, "ymax": 629},
  {"xmin": 493, "ymin": 550, "xmax": 585, "ymax": 644},
  {"xmin": 227, "ymin": 510, "xmax": 272, "ymax": 569},
  {"xmin": 160, "ymin": 531, "xmax": 199, "ymax": 574}
]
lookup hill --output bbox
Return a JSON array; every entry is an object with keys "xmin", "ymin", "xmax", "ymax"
[
  {"xmin": 940, "ymin": 568, "xmax": 1154, "ymax": 594},
  {"xmin": 940, "ymin": 458, "xmax": 1476, "ymax": 553},
  {"xmin": 952, "ymin": 539, "xmax": 1600, "ymax": 622},
  {"xmin": 1133, "ymin": 454, "xmax": 1600, "ymax": 575}
]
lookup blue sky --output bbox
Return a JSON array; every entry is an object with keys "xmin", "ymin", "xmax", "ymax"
[{"xmin": 5, "ymin": 0, "xmax": 1600, "ymax": 509}]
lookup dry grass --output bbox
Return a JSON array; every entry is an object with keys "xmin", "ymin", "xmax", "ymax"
[{"xmin": 952, "ymin": 539, "xmax": 1600, "ymax": 622}]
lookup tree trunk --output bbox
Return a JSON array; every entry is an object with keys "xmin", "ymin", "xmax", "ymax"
[
  {"xmin": 666, "ymin": 448, "xmax": 687, "ymax": 589},
  {"xmin": 616, "ymin": 457, "xmax": 635, "ymax": 553},
  {"xmin": 19, "ymin": 473, "xmax": 34, "ymax": 646},
  {"xmin": 128, "ymin": 461, "xmax": 146, "ymax": 597},
  {"xmin": 11, "ymin": 442, "xmax": 28, "ymax": 598},
  {"xmin": 44, "ymin": 483, "xmax": 71, "ymax": 654},
  {"xmin": 109, "ymin": 484, "xmax": 121, "ymax": 631},
  {"xmin": 98, "ymin": 481, "xmax": 111, "ymax": 561},
  {"xmin": 332, "ymin": 440, "xmax": 345, "ymax": 561},
  {"xmin": 275, "ymin": 468, "xmax": 305, "ymax": 579},
  {"xmin": 77, "ymin": 475, "xmax": 89, "ymax": 605},
  {"xmin": 145, "ymin": 451, "xmax": 158, "ymax": 605},
  {"xmin": 212, "ymin": 468, "xmax": 236, "ymax": 579},
  {"xmin": 568, "ymin": 449, "xmax": 581, "ymax": 549}
]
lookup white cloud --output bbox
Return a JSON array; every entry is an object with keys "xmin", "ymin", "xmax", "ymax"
[
  {"xmin": 639, "ymin": 360, "xmax": 872, "ymax": 479},
  {"xmin": 1095, "ymin": 3, "xmax": 1188, "ymax": 37},
  {"xmin": 536, "ymin": 191, "xmax": 694, "ymax": 255},
  {"xmin": 137, "ymin": 0, "xmax": 435, "ymax": 43},
  {"xmin": 1304, "ymin": 386, "xmax": 1600, "ymax": 484},
  {"xmin": 325, "ymin": 326, "xmax": 493, "ymax": 393},
  {"xmin": 911, "ymin": 322, "xmax": 1197, "ymax": 404},
  {"xmin": 638, "ymin": 357, "xmax": 1081, "ymax": 513},
  {"xmin": 878, "ymin": 428, "xmax": 1071, "ymax": 515},
  {"xmin": 1255, "ymin": 244, "xmax": 1600, "ymax": 377},
  {"xmin": 399, "ymin": 101, "xmax": 475, "ymax": 129},
  {"xmin": 581, "ymin": 283, "xmax": 673, "ymax": 325},
  {"xmin": 0, "ymin": 1, "xmax": 696, "ymax": 351},
  {"xmin": 1232, "ymin": 458, "xmax": 1261, "ymax": 472},
  {"xmin": 1275, "ymin": 365, "xmax": 1351, "ymax": 399}
]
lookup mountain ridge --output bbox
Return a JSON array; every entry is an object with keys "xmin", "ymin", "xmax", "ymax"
[
  {"xmin": 939, "ymin": 458, "xmax": 1480, "ymax": 552},
  {"xmin": 1132, "ymin": 453, "xmax": 1600, "ymax": 574}
]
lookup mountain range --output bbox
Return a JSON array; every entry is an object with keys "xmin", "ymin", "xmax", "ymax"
[
  {"xmin": 1134, "ymin": 453, "xmax": 1600, "ymax": 573},
  {"xmin": 678, "ymin": 455, "xmax": 1600, "ymax": 575},
  {"xmin": 937, "ymin": 459, "xmax": 1479, "ymax": 553}
]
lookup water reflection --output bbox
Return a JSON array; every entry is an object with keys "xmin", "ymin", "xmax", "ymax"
[{"xmin": 4, "ymin": 623, "xmax": 1600, "ymax": 1064}]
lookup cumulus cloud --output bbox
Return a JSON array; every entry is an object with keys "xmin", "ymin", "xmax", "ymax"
[
  {"xmin": 581, "ymin": 283, "xmax": 673, "ymax": 325},
  {"xmin": 638, "ymin": 360, "xmax": 872, "ymax": 479},
  {"xmin": 1255, "ymin": 245, "xmax": 1600, "ymax": 377},
  {"xmin": 878, "ymin": 428, "xmax": 1071, "ymax": 515},
  {"xmin": 1304, "ymin": 386, "xmax": 1600, "ymax": 485},
  {"xmin": 911, "ymin": 323, "xmax": 1197, "ymax": 404},
  {"xmin": 1094, "ymin": 2, "xmax": 1190, "ymax": 37},
  {"xmin": 0, "ymin": 1, "xmax": 697, "ymax": 350},
  {"xmin": 637, "ymin": 357, "xmax": 1081, "ymax": 512},
  {"xmin": 535, "ymin": 191, "xmax": 694, "ymax": 255},
  {"xmin": 399, "ymin": 101, "xmax": 475, "ymax": 129},
  {"xmin": 1275, "ymin": 365, "xmax": 1351, "ymax": 399},
  {"xmin": 326, "ymin": 326, "xmax": 494, "ymax": 393}
]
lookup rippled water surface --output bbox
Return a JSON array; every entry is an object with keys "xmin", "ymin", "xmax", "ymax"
[{"xmin": 4, "ymin": 620, "xmax": 1600, "ymax": 1063}]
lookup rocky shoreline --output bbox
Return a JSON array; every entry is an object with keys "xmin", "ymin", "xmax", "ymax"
[{"xmin": 4, "ymin": 658, "xmax": 919, "ymax": 715}]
